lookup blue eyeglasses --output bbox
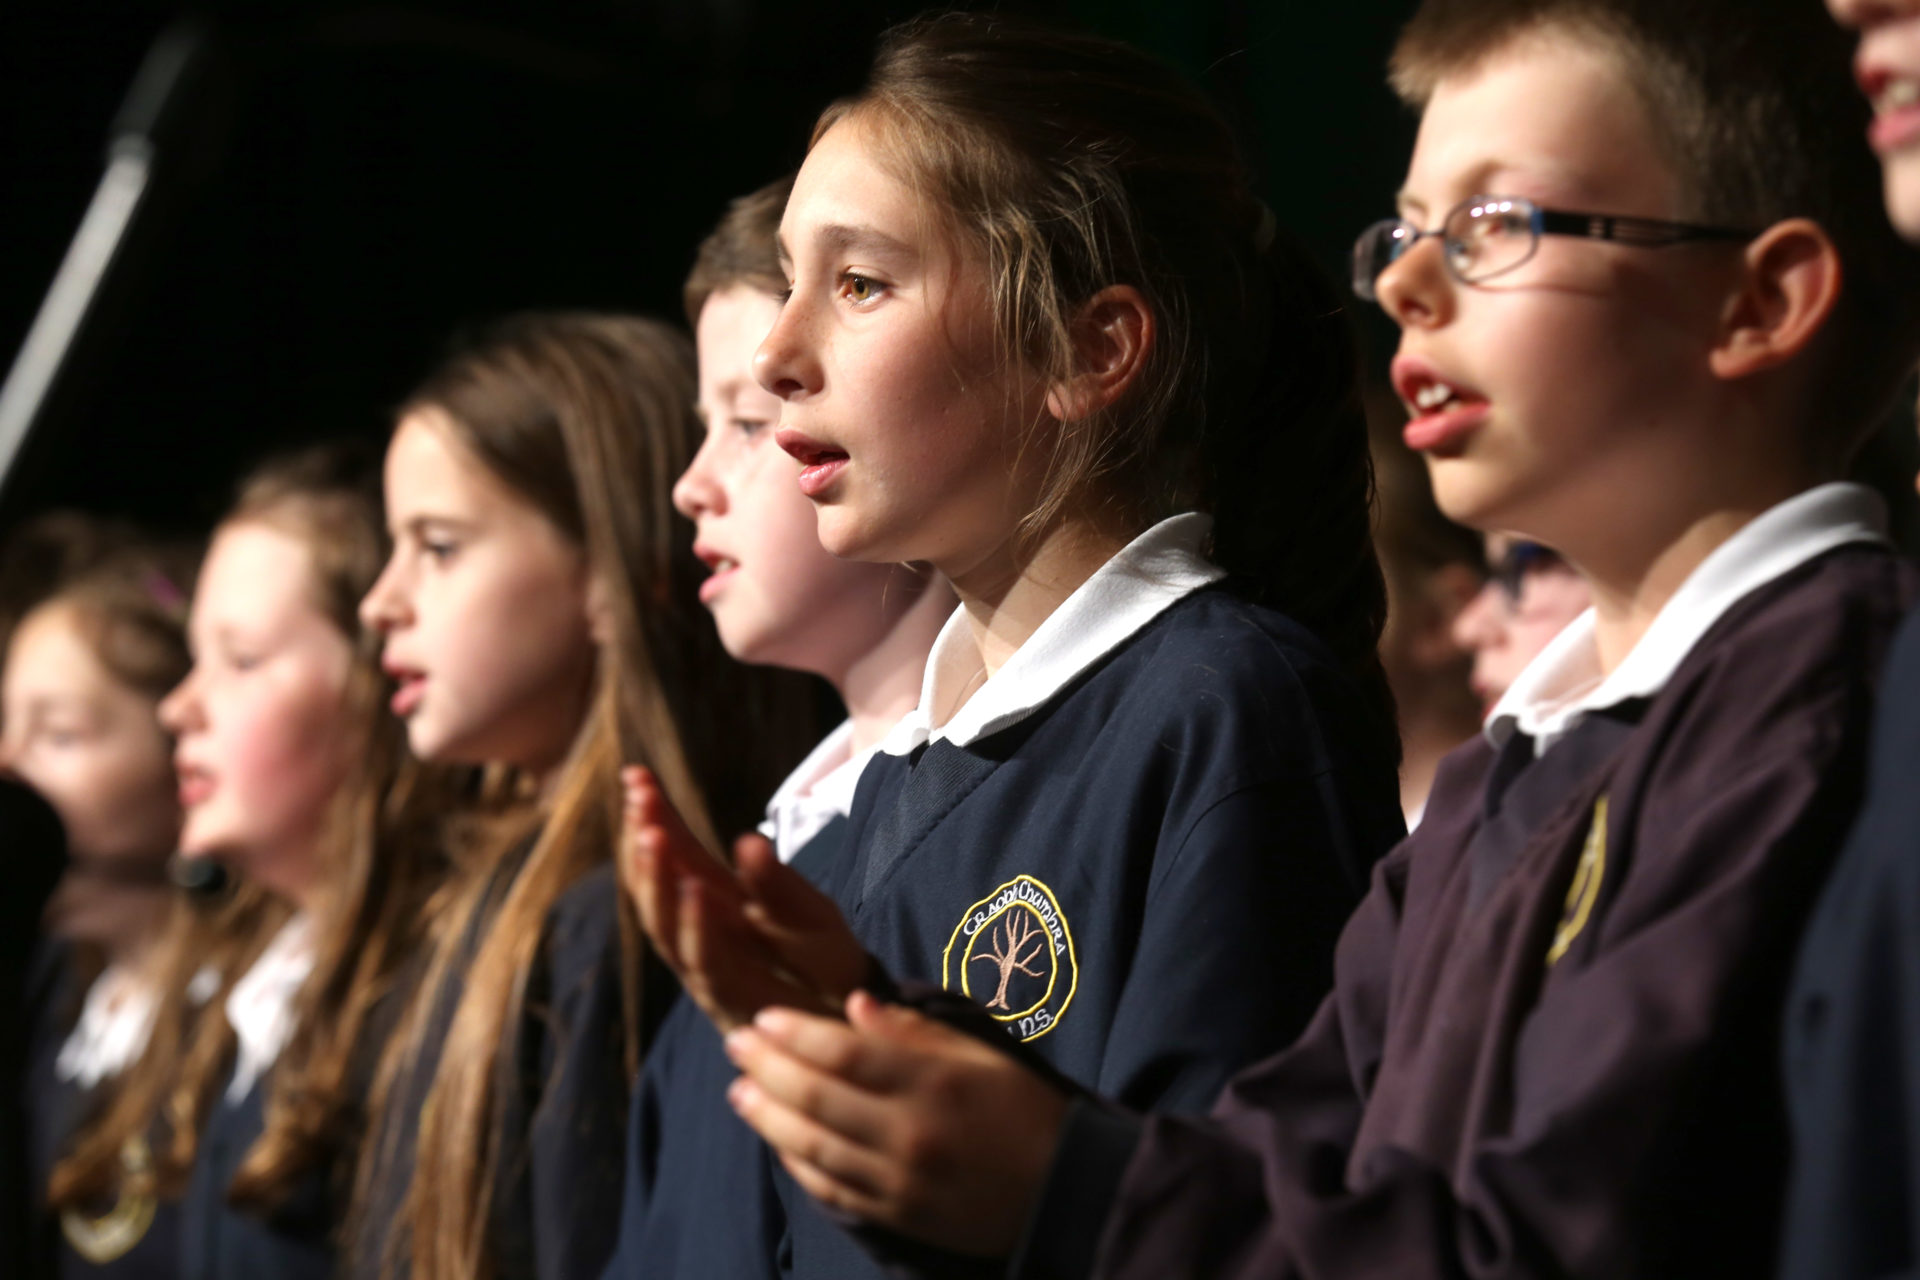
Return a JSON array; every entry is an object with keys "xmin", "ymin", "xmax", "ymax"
[{"xmin": 1352, "ymin": 194, "xmax": 1756, "ymax": 302}]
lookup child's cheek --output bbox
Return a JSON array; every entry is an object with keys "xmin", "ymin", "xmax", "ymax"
[{"xmin": 231, "ymin": 685, "xmax": 349, "ymax": 846}]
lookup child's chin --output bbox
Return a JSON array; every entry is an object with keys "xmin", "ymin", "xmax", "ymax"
[
  {"xmin": 1885, "ymin": 160, "xmax": 1920, "ymax": 241},
  {"xmin": 1425, "ymin": 466, "xmax": 1508, "ymax": 533},
  {"xmin": 814, "ymin": 514, "xmax": 893, "ymax": 565}
]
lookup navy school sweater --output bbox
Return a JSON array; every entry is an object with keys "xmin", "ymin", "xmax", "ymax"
[
  {"xmin": 350, "ymin": 860, "xmax": 629, "ymax": 1280},
  {"xmin": 178, "ymin": 1074, "xmax": 332, "ymax": 1280},
  {"xmin": 23, "ymin": 945, "xmax": 182, "ymax": 1280},
  {"xmin": 768, "ymin": 584, "xmax": 1405, "ymax": 1279},
  {"xmin": 599, "ymin": 819, "xmax": 848, "ymax": 1280}
]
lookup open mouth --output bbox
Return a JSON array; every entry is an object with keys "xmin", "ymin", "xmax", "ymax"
[
  {"xmin": 382, "ymin": 658, "xmax": 427, "ymax": 716},
  {"xmin": 692, "ymin": 544, "xmax": 741, "ymax": 603},
  {"xmin": 1392, "ymin": 359, "xmax": 1491, "ymax": 454},
  {"xmin": 175, "ymin": 763, "xmax": 214, "ymax": 808},
  {"xmin": 775, "ymin": 427, "xmax": 852, "ymax": 498}
]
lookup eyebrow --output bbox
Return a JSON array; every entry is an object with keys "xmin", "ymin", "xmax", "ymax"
[
  {"xmin": 396, "ymin": 513, "xmax": 480, "ymax": 538},
  {"xmin": 778, "ymin": 221, "xmax": 917, "ymax": 269},
  {"xmin": 1397, "ymin": 158, "xmax": 1600, "ymax": 219}
]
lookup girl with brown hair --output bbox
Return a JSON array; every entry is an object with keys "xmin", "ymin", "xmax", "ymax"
[
  {"xmin": 350, "ymin": 311, "xmax": 809, "ymax": 1280},
  {"xmin": 46, "ymin": 446, "xmax": 462, "ymax": 1279},
  {"xmin": 617, "ymin": 12, "xmax": 1405, "ymax": 1279},
  {"xmin": 7, "ymin": 531, "xmax": 196, "ymax": 1276}
]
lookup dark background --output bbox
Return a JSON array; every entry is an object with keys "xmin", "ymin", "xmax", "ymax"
[{"xmin": 0, "ymin": 0, "xmax": 1422, "ymax": 537}]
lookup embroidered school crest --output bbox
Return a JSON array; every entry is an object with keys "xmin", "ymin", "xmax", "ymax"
[
  {"xmin": 1547, "ymin": 794, "xmax": 1608, "ymax": 968},
  {"xmin": 61, "ymin": 1135, "xmax": 157, "ymax": 1263},
  {"xmin": 942, "ymin": 875, "xmax": 1079, "ymax": 1042}
]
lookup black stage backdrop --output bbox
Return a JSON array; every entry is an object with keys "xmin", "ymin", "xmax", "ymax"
[{"xmin": 0, "ymin": 0, "xmax": 1421, "ymax": 535}]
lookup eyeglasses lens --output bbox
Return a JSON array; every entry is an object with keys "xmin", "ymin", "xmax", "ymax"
[
  {"xmin": 1447, "ymin": 199, "xmax": 1535, "ymax": 285},
  {"xmin": 1353, "ymin": 220, "xmax": 1413, "ymax": 301}
]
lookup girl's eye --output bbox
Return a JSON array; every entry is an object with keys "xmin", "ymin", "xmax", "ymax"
[
  {"xmin": 732, "ymin": 418, "xmax": 770, "ymax": 439},
  {"xmin": 423, "ymin": 539, "xmax": 459, "ymax": 563},
  {"xmin": 841, "ymin": 273, "xmax": 886, "ymax": 305}
]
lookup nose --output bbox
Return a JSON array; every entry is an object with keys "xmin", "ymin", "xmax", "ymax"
[
  {"xmin": 157, "ymin": 669, "xmax": 202, "ymax": 737},
  {"xmin": 359, "ymin": 551, "xmax": 411, "ymax": 634},
  {"xmin": 1374, "ymin": 234, "xmax": 1455, "ymax": 331},
  {"xmin": 753, "ymin": 295, "xmax": 823, "ymax": 402},
  {"xmin": 1450, "ymin": 580, "xmax": 1507, "ymax": 654},
  {"xmin": 672, "ymin": 430, "xmax": 727, "ymax": 520},
  {"xmin": 1828, "ymin": 0, "xmax": 1915, "ymax": 28}
]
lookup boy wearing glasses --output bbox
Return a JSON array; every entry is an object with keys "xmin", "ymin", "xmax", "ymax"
[{"xmin": 703, "ymin": 1, "xmax": 1920, "ymax": 1277}]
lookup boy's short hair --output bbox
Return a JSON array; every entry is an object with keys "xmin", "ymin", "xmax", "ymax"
[
  {"xmin": 1392, "ymin": 0, "xmax": 1920, "ymax": 460},
  {"xmin": 682, "ymin": 175, "xmax": 795, "ymax": 325}
]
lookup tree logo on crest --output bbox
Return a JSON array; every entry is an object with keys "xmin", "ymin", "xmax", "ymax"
[{"xmin": 942, "ymin": 874, "xmax": 1079, "ymax": 1043}]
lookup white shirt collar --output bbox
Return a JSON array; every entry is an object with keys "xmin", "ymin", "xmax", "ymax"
[
  {"xmin": 55, "ymin": 967, "xmax": 158, "ymax": 1090},
  {"xmin": 224, "ymin": 913, "xmax": 316, "ymax": 1103},
  {"xmin": 1488, "ymin": 482, "xmax": 1888, "ymax": 755},
  {"xmin": 757, "ymin": 719, "xmax": 884, "ymax": 864},
  {"xmin": 878, "ymin": 512, "xmax": 1225, "ymax": 757}
]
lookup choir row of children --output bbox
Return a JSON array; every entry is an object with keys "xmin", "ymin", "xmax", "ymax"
[{"xmin": 11, "ymin": 0, "xmax": 1920, "ymax": 1277}]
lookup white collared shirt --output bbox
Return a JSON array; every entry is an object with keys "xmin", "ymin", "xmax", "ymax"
[
  {"xmin": 55, "ymin": 967, "xmax": 158, "ymax": 1090},
  {"xmin": 878, "ymin": 512, "xmax": 1225, "ymax": 758},
  {"xmin": 757, "ymin": 719, "xmax": 885, "ymax": 864},
  {"xmin": 224, "ymin": 913, "xmax": 316, "ymax": 1103},
  {"xmin": 1488, "ymin": 483, "xmax": 1889, "ymax": 756}
]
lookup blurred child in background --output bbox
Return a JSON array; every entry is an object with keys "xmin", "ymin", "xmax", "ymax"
[
  {"xmin": 1451, "ymin": 532, "xmax": 1592, "ymax": 713},
  {"xmin": 50, "ymin": 448, "xmax": 461, "ymax": 1280},
  {"xmin": 6, "ymin": 532, "xmax": 195, "ymax": 1276},
  {"xmin": 1369, "ymin": 405, "xmax": 1484, "ymax": 824}
]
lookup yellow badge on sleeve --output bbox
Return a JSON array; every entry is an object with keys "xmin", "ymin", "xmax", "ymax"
[
  {"xmin": 1547, "ymin": 794, "xmax": 1608, "ymax": 968},
  {"xmin": 942, "ymin": 875, "xmax": 1079, "ymax": 1042}
]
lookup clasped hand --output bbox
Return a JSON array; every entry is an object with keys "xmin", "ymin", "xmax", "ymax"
[{"xmin": 620, "ymin": 765, "xmax": 871, "ymax": 1031}]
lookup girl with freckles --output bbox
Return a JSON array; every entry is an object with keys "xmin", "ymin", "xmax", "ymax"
[
  {"xmin": 618, "ymin": 14, "xmax": 1406, "ymax": 1279},
  {"xmin": 348, "ymin": 313, "xmax": 811, "ymax": 1280},
  {"xmin": 48, "ymin": 447, "xmax": 465, "ymax": 1279}
]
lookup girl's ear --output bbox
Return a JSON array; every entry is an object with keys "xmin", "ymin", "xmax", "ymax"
[
  {"xmin": 1045, "ymin": 285, "xmax": 1155, "ymax": 423},
  {"xmin": 1709, "ymin": 218, "xmax": 1843, "ymax": 382}
]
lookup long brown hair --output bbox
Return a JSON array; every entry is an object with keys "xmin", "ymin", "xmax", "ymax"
[
  {"xmin": 374, "ymin": 312, "xmax": 812, "ymax": 1280},
  {"xmin": 819, "ymin": 13, "xmax": 1396, "ymax": 753},
  {"xmin": 50, "ymin": 446, "xmax": 462, "ymax": 1218}
]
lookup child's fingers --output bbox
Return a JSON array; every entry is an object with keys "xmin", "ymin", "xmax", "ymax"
[
  {"xmin": 724, "ymin": 1023, "xmax": 897, "ymax": 1151},
  {"xmin": 628, "ymin": 828, "xmax": 686, "ymax": 973},
  {"xmin": 681, "ymin": 880, "xmax": 829, "ymax": 1029},
  {"xmin": 628, "ymin": 766, "xmax": 733, "ymax": 889},
  {"xmin": 843, "ymin": 990, "xmax": 972, "ymax": 1054},
  {"xmin": 736, "ymin": 835, "xmax": 842, "ymax": 928},
  {"xmin": 769, "ymin": 1144, "xmax": 885, "ymax": 1225},
  {"xmin": 727, "ymin": 1076, "xmax": 894, "ymax": 1204},
  {"xmin": 748, "ymin": 1006, "xmax": 924, "ymax": 1095}
]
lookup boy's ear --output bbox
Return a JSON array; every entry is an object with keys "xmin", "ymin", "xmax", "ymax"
[
  {"xmin": 1045, "ymin": 285, "xmax": 1155, "ymax": 423},
  {"xmin": 1709, "ymin": 218, "xmax": 1843, "ymax": 383}
]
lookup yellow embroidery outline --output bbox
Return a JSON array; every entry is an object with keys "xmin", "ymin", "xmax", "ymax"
[
  {"xmin": 60, "ymin": 1134, "xmax": 157, "ymax": 1263},
  {"xmin": 1548, "ymin": 794, "xmax": 1608, "ymax": 968},
  {"xmin": 941, "ymin": 875, "xmax": 1079, "ymax": 1042}
]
